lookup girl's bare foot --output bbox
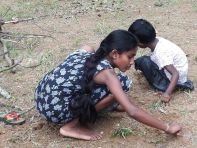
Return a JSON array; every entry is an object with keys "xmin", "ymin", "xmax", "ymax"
[
  {"xmin": 81, "ymin": 45, "xmax": 95, "ymax": 53},
  {"xmin": 59, "ymin": 118, "xmax": 103, "ymax": 140}
]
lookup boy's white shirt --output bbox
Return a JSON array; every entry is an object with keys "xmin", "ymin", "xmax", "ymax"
[{"xmin": 150, "ymin": 37, "xmax": 188, "ymax": 84}]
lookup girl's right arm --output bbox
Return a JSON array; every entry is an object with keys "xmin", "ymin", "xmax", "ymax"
[{"xmin": 94, "ymin": 69, "xmax": 181, "ymax": 134}]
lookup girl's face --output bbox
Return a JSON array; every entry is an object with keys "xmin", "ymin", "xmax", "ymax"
[{"xmin": 112, "ymin": 48, "xmax": 137, "ymax": 72}]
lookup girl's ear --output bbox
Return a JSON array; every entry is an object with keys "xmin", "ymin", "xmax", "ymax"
[{"xmin": 110, "ymin": 49, "xmax": 119, "ymax": 60}]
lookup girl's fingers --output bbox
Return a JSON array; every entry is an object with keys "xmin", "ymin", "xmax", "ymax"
[{"xmin": 176, "ymin": 131, "xmax": 182, "ymax": 136}]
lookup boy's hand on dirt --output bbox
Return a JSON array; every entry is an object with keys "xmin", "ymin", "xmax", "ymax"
[
  {"xmin": 165, "ymin": 123, "xmax": 182, "ymax": 135},
  {"xmin": 160, "ymin": 93, "xmax": 171, "ymax": 103}
]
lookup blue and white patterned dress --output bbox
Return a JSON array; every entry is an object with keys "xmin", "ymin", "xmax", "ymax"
[{"xmin": 35, "ymin": 49, "xmax": 131, "ymax": 123}]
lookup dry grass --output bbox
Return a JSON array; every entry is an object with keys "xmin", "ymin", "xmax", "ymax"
[{"xmin": 0, "ymin": 0, "xmax": 197, "ymax": 148}]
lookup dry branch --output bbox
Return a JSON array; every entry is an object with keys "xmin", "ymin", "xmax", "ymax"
[
  {"xmin": 20, "ymin": 33, "xmax": 54, "ymax": 39},
  {"xmin": 1, "ymin": 31, "xmax": 54, "ymax": 39},
  {"xmin": 3, "ymin": 17, "xmax": 34, "ymax": 24},
  {"xmin": 1, "ymin": 15, "xmax": 49, "ymax": 26},
  {"xmin": 0, "ymin": 58, "xmax": 22, "ymax": 73},
  {"xmin": 20, "ymin": 62, "xmax": 41, "ymax": 69},
  {"xmin": 0, "ymin": 51, "xmax": 8, "ymax": 56}
]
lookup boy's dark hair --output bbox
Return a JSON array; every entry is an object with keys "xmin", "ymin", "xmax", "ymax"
[
  {"xmin": 128, "ymin": 19, "xmax": 156, "ymax": 44},
  {"xmin": 70, "ymin": 30, "xmax": 137, "ymax": 124}
]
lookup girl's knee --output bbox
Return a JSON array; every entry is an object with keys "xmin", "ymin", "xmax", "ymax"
[{"xmin": 81, "ymin": 45, "xmax": 95, "ymax": 53}]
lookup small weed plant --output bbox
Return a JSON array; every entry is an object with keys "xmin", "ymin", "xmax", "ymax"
[{"xmin": 112, "ymin": 127, "xmax": 134, "ymax": 139}]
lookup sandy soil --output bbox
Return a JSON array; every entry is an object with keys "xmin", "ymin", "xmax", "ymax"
[{"xmin": 0, "ymin": 0, "xmax": 197, "ymax": 147}]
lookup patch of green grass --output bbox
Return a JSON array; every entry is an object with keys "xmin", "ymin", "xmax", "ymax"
[
  {"xmin": 6, "ymin": 41, "xmax": 19, "ymax": 58},
  {"xmin": 66, "ymin": 145, "xmax": 71, "ymax": 148},
  {"xmin": 0, "ymin": 6, "xmax": 14, "ymax": 20},
  {"xmin": 112, "ymin": 127, "xmax": 134, "ymax": 138},
  {"xmin": 149, "ymin": 100, "xmax": 166, "ymax": 114},
  {"xmin": 0, "ymin": 0, "xmax": 62, "ymax": 20},
  {"xmin": 0, "ymin": 2, "xmax": 35, "ymax": 20},
  {"xmin": 154, "ymin": 0, "xmax": 164, "ymax": 7},
  {"xmin": 191, "ymin": 0, "xmax": 197, "ymax": 12},
  {"xmin": 195, "ymin": 55, "xmax": 197, "ymax": 62},
  {"xmin": 40, "ymin": 52, "xmax": 54, "ymax": 66}
]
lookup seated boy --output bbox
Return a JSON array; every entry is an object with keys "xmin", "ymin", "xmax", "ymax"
[{"xmin": 128, "ymin": 19, "xmax": 194, "ymax": 103}]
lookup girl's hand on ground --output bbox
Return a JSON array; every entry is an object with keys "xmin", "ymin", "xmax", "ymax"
[{"xmin": 165, "ymin": 123, "xmax": 182, "ymax": 135}]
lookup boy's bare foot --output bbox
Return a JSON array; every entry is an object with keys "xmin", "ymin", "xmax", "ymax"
[{"xmin": 60, "ymin": 118, "xmax": 103, "ymax": 140}]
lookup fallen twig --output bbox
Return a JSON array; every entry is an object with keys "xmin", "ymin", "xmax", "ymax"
[
  {"xmin": 0, "ymin": 103, "xmax": 20, "ymax": 110},
  {"xmin": 0, "ymin": 59, "xmax": 22, "ymax": 73},
  {"xmin": 1, "ymin": 15, "xmax": 49, "ymax": 26},
  {"xmin": 21, "ymin": 33, "xmax": 54, "ymax": 39},
  {"xmin": 0, "ymin": 51, "xmax": 8, "ymax": 56},
  {"xmin": 3, "ymin": 17, "xmax": 34, "ymax": 24},
  {"xmin": 20, "ymin": 62, "xmax": 41, "ymax": 69},
  {"xmin": 1, "ymin": 31, "xmax": 54, "ymax": 39}
]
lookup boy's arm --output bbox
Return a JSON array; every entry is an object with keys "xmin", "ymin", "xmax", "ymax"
[{"xmin": 163, "ymin": 64, "xmax": 179, "ymax": 102}]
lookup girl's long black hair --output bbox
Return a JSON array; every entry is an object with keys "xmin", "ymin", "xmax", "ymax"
[{"xmin": 70, "ymin": 30, "xmax": 138, "ymax": 124}]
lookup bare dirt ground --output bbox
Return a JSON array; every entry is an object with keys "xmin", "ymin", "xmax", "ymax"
[{"xmin": 0, "ymin": 0, "xmax": 197, "ymax": 147}]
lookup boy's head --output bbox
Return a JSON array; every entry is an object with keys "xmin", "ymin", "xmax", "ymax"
[{"xmin": 128, "ymin": 19, "xmax": 156, "ymax": 48}]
